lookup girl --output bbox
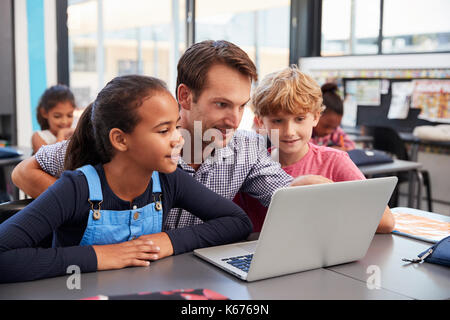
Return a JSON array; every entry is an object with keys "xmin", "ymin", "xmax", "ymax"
[
  {"xmin": 0, "ymin": 75, "xmax": 252, "ymax": 283},
  {"xmin": 32, "ymin": 85, "xmax": 76, "ymax": 153},
  {"xmin": 235, "ymin": 66, "xmax": 394, "ymax": 234},
  {"xmin": 310, "ymin": 83, "xmax": 355, "ymax": 151}
]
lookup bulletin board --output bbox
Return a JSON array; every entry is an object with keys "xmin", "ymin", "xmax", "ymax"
[
  {"xmin": 309, "ymin": 68, "xmax": 450, "ymax": 132},
  {"xmin": 344, "ymin": 78, "xmax": 450, "ymax": 132}
]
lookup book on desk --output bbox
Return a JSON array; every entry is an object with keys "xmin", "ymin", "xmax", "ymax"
[
  {"xmin": 0, "ymin": 147, "xmax": 22, "ymax": 159},
  {"xmin": 391, "ymin": 207, "xmax": 450, "ymax": 243}
]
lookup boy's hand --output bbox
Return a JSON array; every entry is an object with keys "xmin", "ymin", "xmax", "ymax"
[
  {"xmin": 93, "ymin": 239, "xmax": 161, "ymax": 271},
  {"xmin": 290, "ymin": 174, "xmax": 333, "ymax": 187},
  {"xmin": 137, "ymin": 232, "xmax": 174, "ymax": 260}
]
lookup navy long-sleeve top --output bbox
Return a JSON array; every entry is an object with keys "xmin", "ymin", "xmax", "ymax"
[{"xmin": 0, "ymin": 165, "xmax": 252, "ymax": 283}]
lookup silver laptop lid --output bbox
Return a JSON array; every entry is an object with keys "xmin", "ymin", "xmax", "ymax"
[{"xmin": 246, "ymin": 177, "xmax": 397, "ymax": 281}]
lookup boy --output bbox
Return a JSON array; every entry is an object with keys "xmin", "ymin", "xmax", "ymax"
[{"xmin": 235, "ymin": 66, "xmax": 395, "ymax": 233}]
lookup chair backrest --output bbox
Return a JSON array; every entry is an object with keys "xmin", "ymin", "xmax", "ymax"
[{"xmin": 365, "ymin": 126, "xmax": 409, "ymax": 161}]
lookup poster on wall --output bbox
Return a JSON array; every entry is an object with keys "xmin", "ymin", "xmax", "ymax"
[
  {"xmin": 345, "ymin": 80, "xmax": 381, "ymax": 106},
  {"xmin": 411, "ymin": 80, "xmax": 450, "ymax": 123},
  {"xmin": 387, "ymin": 81, "xmax": 414, "ymax": 120}
]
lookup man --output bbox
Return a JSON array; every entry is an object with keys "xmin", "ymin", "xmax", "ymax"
[{"xmin": 13, "ymin": 40, "xmax": 299, "ymax": 230}]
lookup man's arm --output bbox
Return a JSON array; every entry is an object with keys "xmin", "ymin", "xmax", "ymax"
[{"xmin": 11, "ymin": 156, "xmax": 57, "ymax": 199}]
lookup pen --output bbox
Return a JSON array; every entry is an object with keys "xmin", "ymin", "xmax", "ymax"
[{"xmin": 340, "ymin": 135, "xmax": 345, "ymax": 148}]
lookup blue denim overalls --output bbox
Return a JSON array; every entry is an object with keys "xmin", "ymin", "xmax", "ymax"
[{"xmin": 77, "ymin": 165, "xmax": 163, "ymax": 246}]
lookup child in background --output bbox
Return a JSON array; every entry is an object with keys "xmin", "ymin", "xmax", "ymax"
[
  {"xmin": 32, "ymin": 85, "xmax": 76, "ymax": 154},
  {"xmin": 311, "ymin": 83, "xmax": 355, "ymax": 151},
  {"xmin": 0, "ymin": 75, "xmax": 252, "ymax": 283},
  {"xmin": 234, "ymin": 66, "xmax": 394, "ymax": 234}
]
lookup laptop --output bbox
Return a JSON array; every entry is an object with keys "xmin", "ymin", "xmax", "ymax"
[{"xmin": 194, "ymin": 176, "xmax": 397, "ymax": 282}]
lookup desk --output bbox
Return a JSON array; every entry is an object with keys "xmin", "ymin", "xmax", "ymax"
[
  {"xmin": 343, "ymin": 126, "xmax": 373, "ymax": 148},
  {"xmin": 357, "ymin": 159, "xmax": 423, "ymax": 209},
  {"xmin": 342, "ymin": 125, "xmax": 363, "ymax": 136},
  {"xmin": 329, "ymin": 207, "xmax": 450, "ymax": 300},
  {"xmin": 0, "ymin": 232, "xmax": 448, "ymax": 300},
  {"xmin": 347, "ymin": 134, "xmax": 374, "ymax": 148},
  {"xmin": 399, "ymin": 132, "xmax": 450, "ymax": 162}
]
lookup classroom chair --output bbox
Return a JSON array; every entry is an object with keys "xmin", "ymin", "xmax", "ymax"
[{"xmin": 365, "ymin": 126, "xmax": 433, "ymax": 212}]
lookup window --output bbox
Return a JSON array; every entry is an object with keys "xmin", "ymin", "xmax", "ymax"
[
  {"xmin": 195, "ymin": 0, "xmax": 290, "ymax": 81},
  {"xmin": 72, "ymin": 47, "xmax": 96, "ymax": 72},
  {"xmin": 195, "ymin": 0, "xmax": 290, "ymax": 130},
  {"xmin": 321, "ymin": 0, "xmax": 380, "ymax": 56},
  {"xmin": 382, "ymin": 0, "xmax": 450, "ymax": 53},
  {"xmin": 321, "ymin": 0, "xmax": 450, "ymax": 56},
  {"xmin": 67, "ymin": 0, "xmax": 186, "ymax": 108},
  {"xmin": 117, "ymin": 59, "xmax": 139, "ymax": 76}
]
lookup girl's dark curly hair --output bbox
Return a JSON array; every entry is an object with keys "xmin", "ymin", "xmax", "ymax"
[{"xmin": 321, "ymin": 83, "xmax": 343, "ymax": 116}]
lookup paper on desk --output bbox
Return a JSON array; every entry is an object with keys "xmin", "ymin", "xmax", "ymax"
[
  {"xmin": 392, "ymin": 211, "xmax": 450, "ymax": 243},
  {"xmin": 387, "ymin": 81, "xmax": 413, "ymax": 120}
]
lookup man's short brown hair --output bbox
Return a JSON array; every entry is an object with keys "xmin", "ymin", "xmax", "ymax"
[{"xmin": 176, "ymin": 40, "xmax": 258, "ymax": 101}]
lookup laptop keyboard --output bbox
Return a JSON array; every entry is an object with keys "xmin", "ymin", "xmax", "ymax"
[{"xmin": 222, "ymin": 254, "xmax": 253, "ymax": 273}]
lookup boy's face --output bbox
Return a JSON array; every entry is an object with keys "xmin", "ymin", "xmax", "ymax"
[
  {"xmin": 178, "ymin": 63, "xmax": 252, "ymax": 150},
  {"xmin": 258, "ymin": 110, "xmax": 320, "ymax": 158}
]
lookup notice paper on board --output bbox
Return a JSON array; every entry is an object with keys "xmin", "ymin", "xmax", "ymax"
[
  {"xmin": 412, "ymin": 79, "xmax": 450, "ymax": 123},
  {"xmin": 345, "ymin": 80, "xmax": 381, "ymax": 106},
  {"xmin": 387, "ymin": 81, "xmax": 414, "ymax": 120}
]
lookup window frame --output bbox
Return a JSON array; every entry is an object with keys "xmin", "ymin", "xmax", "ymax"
[
  {"xmin": 319, "ymin": 0, "xmax": 450, "ymax": 58},
  {"xmin": 56, "ymin": 0, "xmax": 450, "ymax": 87}
]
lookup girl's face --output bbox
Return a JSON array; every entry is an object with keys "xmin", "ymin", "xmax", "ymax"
[
  {"xmin": 125, "ymin": 91, "xmax": 184, "ymax": 174},
  {"xmin": 42, "ymin": 101, "xmax": 75, "ymax": 136},
  {"xmin": 259, "ymin": 110, "xmax": 320, "ymax": 159},
  {"xmin": 313, "ymin": 111, "xmax": 342, "ymax": 137}
]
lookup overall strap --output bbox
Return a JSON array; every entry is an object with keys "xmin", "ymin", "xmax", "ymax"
[
  {"xmin": 151, "ymin": 171, "xmax": 162, "ymax": 193},
  {"xmin": 77, "ymin": 165, "xmax": 103, "ymax": 202}
]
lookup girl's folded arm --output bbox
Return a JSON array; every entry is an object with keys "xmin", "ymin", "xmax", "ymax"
[
  {"xmin": 0, "ymin": 172, "xmax": 97, "ymax": 283},
  {"xmin": 164, "ymin": 169, "xmax": 253, "ymax": 254}
]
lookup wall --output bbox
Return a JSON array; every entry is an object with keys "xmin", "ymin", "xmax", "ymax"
[
  {"xmin": 15, "ymin": 0, "xmax": 58, "ymax": 148},
  {"xmin": 299, "ymin": 53, "xmax": 450, "ymax": 71},
  {"xmin": 0, "ymin": 0, "xmax": 16, "ymax": 146}
]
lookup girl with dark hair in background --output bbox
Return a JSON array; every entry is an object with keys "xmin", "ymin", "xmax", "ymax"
[
  {"xmin": 32, "ymin": 85, "xmax": 76, "ymax": 153},
  {"xmin": 311, "ymin": 83, "xmax": 356, "ymax": 151},
  {"xmin": 0, "ymin": 75, "xmax": 252, "ymax": 283}
]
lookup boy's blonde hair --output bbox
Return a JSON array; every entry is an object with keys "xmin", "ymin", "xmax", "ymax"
[{"xmin": 252, "ymin": 65, "xmax": 323, "ymax": 117}]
